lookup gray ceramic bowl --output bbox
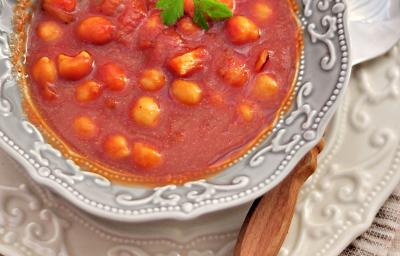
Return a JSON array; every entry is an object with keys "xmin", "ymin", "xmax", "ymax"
[{"xmin": 0, "ymin": 0, "xmax": 350, "ymax": 221}]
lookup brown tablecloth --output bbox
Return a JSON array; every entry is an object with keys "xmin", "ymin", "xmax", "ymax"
[{"xmin": 341, "ymin": 184, "xmax": 400, "ymax": 256}]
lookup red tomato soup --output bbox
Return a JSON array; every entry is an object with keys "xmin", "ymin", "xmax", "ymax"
[{"xmin": 24, "ymin": 0, "xmax": 302, "ymax": 184}]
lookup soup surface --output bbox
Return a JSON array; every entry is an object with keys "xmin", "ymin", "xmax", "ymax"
[{"xmin": 23, "ymin": 0, "xmax": 301, "ymax": 184}]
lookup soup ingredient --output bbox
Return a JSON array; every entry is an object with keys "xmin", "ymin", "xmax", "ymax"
[
  {"xmin": 132, "ymin": 143, "xmax": 162, "ymax": 169},
  {"xmin": 131, "ymin": 97, "xmax": 161, "ymax": 127},
  {"xmin": 75, "ymin": 81, "xmax": 102, "ymax": 102},
  {"xmin": 171, "ymin": 79, "xmax": 202, "ymax": 105},
  {"xmin": 57, "ymin": 51, "xmax": 94, "ymax": 80},
  {"xmin": 226, "ymin": 16, "xmax": 260, "ymax": 44},
  {"xmin": 97, "ymin": 63, "xmax": 127, "ymax": 91},
  {"xmin": 238, "ymin": 102, "xmax": 257, "ymax": 122},
  {"xmin": 255, "ymin": 49, "xmax": 270, "ymax": 72},
  {"xmin": 37, "ymin": 21, "xmax": 62, "ymax": 42},
  {"xmin": 42, "ymin": 0, "xmax": 76, "ymax": 23},
  {"xmin": 73, "ymin": 116, "xmax": 99, "ymax": 139},
  {"xmin": 168, "ymin": 48, "xmax": 209, "ymax": 77},
  {"xmin": 103, "ymin": 134, "xmax": 131, "ymax": 159},
  {"xmin": 253, "ymin": 2, "xmax": 273, "ymax": 22},
  {"xmin": 76, "ymin": 16, "xmax": 115, "ymax": 45},
  {"xmin": 157, "ymin": 0, "xmax": 232, "ymax": 29},
  {"xmin": 32, "ymin": 57, "xmax": 57, "ymax": 86},
  {"xmin": 252, "ymin": 73, "xmax": 279, "ymax": 101},
  {"xmin": 219, "ymin": 56, "xmax": 249, "ymax": 87},
  {"xmin": 139, "ymin": 69, "xmax": 166, "ymax": 91}
]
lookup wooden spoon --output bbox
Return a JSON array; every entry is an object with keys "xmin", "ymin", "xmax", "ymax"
[{"xmin": 235, "ymin": 140, "xmax": 324, "ymax": 256}]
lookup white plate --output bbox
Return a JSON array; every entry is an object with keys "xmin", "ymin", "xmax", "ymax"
[{"xmin": 0, "ymin": 41, "xmax": 398, "ymax": 256}]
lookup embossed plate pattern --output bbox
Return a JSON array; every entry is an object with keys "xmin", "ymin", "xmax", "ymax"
[{"xmin": 0, "ymin": 0, "xmax": 351, "ymax": 221}]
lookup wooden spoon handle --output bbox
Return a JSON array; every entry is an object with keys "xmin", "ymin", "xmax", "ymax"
[{"xmin": 234, "ymin": 140, "xmax": 324, "ymax": 256}]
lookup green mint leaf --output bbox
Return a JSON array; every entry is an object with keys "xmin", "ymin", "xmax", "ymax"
[
  {"xmin": 193, "ymin": 0, "xmax": 209, "ymax": 29},
  {"xmin": 198, "ymin": 0, "xmax": 232, "ymax": 21},
  {"xmin": 156, "ymin": 0, "xmax": 184, "ymax": 25}
]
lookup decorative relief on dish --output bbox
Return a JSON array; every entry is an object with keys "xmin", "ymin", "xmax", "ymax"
[
  {"xmin": 115, "ymin": 176, "xmax": 250, "ymax": 209},
  {"xmin": 250, "ymin": 82, "xmax": 316, "ymax": 167},
  {"xmin": 303, "ymin": 0, "xmax": 345, "ymax": 70},
  {"xmin": 107, "ymin": 241, "xmax": 236, "ymax": 256},
  {"xmin": 0, "ymin": 184, "xmax": 70, "ymax": 256},
  {"xmin": 350, "ymin": 51, "xmax": 400, "ymax": 131},
  {"xmin": 281, "ymin": 42, "xmax": 400, "ymax": 256},
  {"xmin": 0, "ymin": 29, "xmax": 13, "ymax": 116},
  {"xmin": 22, "ymin": 120, "xmax": 112, "ymax": 187},
  {"xmin": 0, "ymin": 0, "xmax": 350, "ymax": 220}
]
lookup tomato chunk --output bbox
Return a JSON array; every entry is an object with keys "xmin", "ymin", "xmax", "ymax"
[
  {"xmin": 97, "ymin": 63, "xmax": 127, "ymax": 91},
  {"xmin": 58, "ymin": 51, "xmax": 94, "ymax": 80},
  {"xmin": 100, "ymin": 0, "xmax": 122, "ymax": 16},
  {"xmin": 137, "ymin": 12, "xmax": 165, "ymax": 48},
  {"xmin": 42, "ymin": 0, "xmax": 76, "ymax": 23},
  {"xmin": 255, "ymin": 48, "xmax": 270, "ymax": 72},
  {"xmin": 132, "ymin": 143, "xmax": 162, "ymax": 169},
  {"xmin": 219, "ymin": 56, "xmax": 249, "ymax": 87},
  {"xmin": 171, "ymin": 79, "xmax": 202, "ymax": 106},
  {"xmin": 168, "ymin": 48, "xmax": 209, "ymax": 77},
  {"xmin": 131, "ymin": 97, "xmax": 161, "ymax": 127},
  {"xmin": 77, "ymin": 16, "xmax": 115, "ymax": 45},
  {"xmin": 226, "ymin": 16, "xmax": 260, "ymax": 44},
  {"xmin": 103, "ymin": 134, "xmax": 131, "ymax": 159}
]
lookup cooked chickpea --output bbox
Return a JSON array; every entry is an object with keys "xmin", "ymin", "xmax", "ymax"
[
  {"xmin": 139, "ymin": 69, "xmax": 166, "ymax": 91},
  {"xmin": 253, "ymin": 2, "xmax": 272, "ymax": 21},
  {"xmin": 171, "ymin": 79, "xmax": 202, "ymax": 106},
  {"xmin": 32, "ymin": 57, "xmax": 57, "ymax": 86},
  {"xmin": 132, "ymin": 143, "xmax": 162, "ymax": 169},
  {"xmin": 219, "ymin": 61, "xmax": 249, "ymax": 87},
  {"xmin": 131, "ymin": 97, "xmax": 160, "ymax": 127},
  {"xmin": 177, "ymin": 17, "xmax": 201, "ymax": 36},
  {"xmin": 97, "ymin": 63, "xmax": 127, "ymax": 91},
  {"xmin": 58, "ymin": 51, "xmax": 94, "ymax": 80},
  {"xmin": 252, "ymin": 74, "xmax": 279, "ymax": 100},
  {"xmin": 75, "ymin": 81, "xmax": 101, "ymax": 102},
  {"xmin": 168, "ymin": 48, "xmax": 209, "ymax": 77},
  {"xmin": 238, "ymin": 102, "xmax": 257, "ymax": 121},
  {"xmin": 76, "ymin": 16, "xmax": 115, "ymax": 45},
  {"xmin": 226, "ymin": 16, "xmax": 260, "ymax": 44},
  {"xmin": 103, "ymin": 134, "xmax": 131, "ymax": 159},
  {"xmin": 37, "ymin": 21, "xmax": 62, "ymax": 42},
  {"xmin": 73, "ymin": 116, "xmax": 98, "ymax": 139}
]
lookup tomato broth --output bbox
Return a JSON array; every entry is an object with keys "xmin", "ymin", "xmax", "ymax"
[{"xmin": 23, "ymin": 0, "xmax": 302, "ymax": 184}]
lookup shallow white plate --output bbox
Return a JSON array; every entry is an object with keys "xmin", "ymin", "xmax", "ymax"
[
  {"xmin": 0, "ymin": 0, "xmax": 351, "ymax": 221},
  {"xmin": 0, "ymin": 42, "xmax": 398, "ymax": 256}
]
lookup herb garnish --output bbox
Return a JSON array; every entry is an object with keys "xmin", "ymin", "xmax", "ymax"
[{"xmin": 156, "ymin": 0, "xmax": 233, "ymax": 29}]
